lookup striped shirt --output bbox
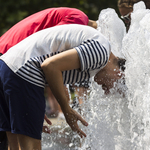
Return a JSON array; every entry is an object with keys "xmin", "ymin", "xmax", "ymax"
[{"xmin": 0, "ymin": 24, "xmax": 111, "ymax": 88}]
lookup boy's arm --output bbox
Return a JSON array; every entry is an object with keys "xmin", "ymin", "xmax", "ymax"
[
  {"xmin": 88, "ymin": 19, "xmax": 97, "ymax": 29},
  {"xmin": 41, "ymin": 49, "xmax": 88, "ymax": 138}
]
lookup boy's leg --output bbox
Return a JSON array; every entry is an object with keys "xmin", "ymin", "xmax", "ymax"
[
  {"xmin": 6, "ymin": 131, "xmax": 41, "ymax": 150},
  {"xmin": 6, "ymin": 132, "xmax": 20, "ymax": 150},
  {"xmin": 0, "ymin": 60, "xmax": 45, "ymax": 150},
  {"xmin": 17, "ymin": 134, "xmax": 41, "ymax": 150}
]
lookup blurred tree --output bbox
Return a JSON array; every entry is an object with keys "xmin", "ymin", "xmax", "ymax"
[{"xmin": 0, "ymin": 0, "xmax": 118, "ymax": 36}]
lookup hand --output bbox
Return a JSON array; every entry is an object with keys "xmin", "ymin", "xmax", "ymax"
[
  {"xmin": 42, "ymin": 125, "xmax": 51, "ymax": 134},
  {"xmin": 64, "ymin": 108, "xmax": 88, "ymax": 138},
  {"xmin": 42, "ymin": 114, "xmax": 52, "ymax": 134}
]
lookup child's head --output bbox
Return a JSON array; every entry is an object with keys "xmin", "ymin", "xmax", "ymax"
[{"xmin": 94, "ymin": 53, "xmax": 126, "ymax": 94}]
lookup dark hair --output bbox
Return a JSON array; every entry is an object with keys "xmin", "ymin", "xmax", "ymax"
[
  {"xmin": 118, "ymin": 0, "xmax": 150, "ymax": 9},
  {"xmin": 118, "ymin": 0, "xmax": 139, "ymax": 8},
  {"xmin": 118, "ymin": 57, "xmax": 126, "ymax": 71},
  {"xmin": 0, "ymin": 53, "xmax": 3, "ymax": 56}
]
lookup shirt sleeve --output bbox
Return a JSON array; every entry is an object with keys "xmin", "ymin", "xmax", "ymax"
[{"xmin": 74, "ymin": 39, "xmax": 109, "ymax": 71}]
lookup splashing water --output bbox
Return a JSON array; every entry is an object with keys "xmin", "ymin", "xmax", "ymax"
[
  {"xmin": 42, "ymin": 2, "xmax": 150, "ymax": 149},
  {"xmin": 97, "ymin": 8, "xmax": 126, "ymax": 58}
]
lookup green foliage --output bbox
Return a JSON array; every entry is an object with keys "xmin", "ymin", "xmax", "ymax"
[{"xmin": 0, "ymin": 0, "xmax": 119, "ymax": 36}]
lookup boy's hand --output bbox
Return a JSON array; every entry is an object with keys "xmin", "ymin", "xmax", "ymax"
[
  {"xmin": 42, "ymin": 114, "xmax": 52, "ymax": 134},
  {"xmin": 64, "ymin": 108, "xmax": 88, "ymax": 138}
]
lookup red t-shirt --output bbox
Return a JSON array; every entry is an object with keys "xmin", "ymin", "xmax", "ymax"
[{"xmin": 0, "ymin": 7, "xmax": 89, "ymax": 54}]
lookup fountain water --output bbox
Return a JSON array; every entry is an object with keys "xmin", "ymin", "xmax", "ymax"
[{"xmin": 42, "ymin": 2, "xmax": 150, "ymax": 149}]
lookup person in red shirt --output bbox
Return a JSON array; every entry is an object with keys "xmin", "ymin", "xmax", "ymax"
[
  {"xmin": 0, "ymin": 7, "xmax": 98, "ymax": 150},
  {"xmin": 0, "ymin": 7, "xmax": 97, "ymax": 54}
]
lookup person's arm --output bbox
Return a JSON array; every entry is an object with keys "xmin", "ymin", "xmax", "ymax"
[
  {"xmin": 88, "ymin": 19, "xmax": 97, "ymax": 29},
  {"xmin": 41, "ymin": 49, "xmax": 88, "ymax": 138}
]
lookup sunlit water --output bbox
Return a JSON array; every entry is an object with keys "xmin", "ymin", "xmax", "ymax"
[{"xmin": 42, "ymin": 2, "xmax": 150, "ymax": 149}]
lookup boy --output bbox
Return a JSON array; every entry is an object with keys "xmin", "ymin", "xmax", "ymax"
[{"xmin": 0, "ymin": 24, "xmax": 125, "ymax": 150}]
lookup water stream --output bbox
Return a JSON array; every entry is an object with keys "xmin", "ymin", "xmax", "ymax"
[{"xmin": 42, "ymin": 2, "xmax": 150, "ymax": 149}]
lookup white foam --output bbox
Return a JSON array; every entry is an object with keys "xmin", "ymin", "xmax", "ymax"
[
  {"xmin": 82, "ymin": 2, "xmax": 150, "ymax": 149},
  {"xmin": 97, "ymin": 8, "xmax": 126, "ymax": 58},
  {"xmin": 42, "ymin": 2, "xmax": 150, "ymax": 149}
]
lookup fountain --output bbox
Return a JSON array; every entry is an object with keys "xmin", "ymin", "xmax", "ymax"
[{"xmin": 42, "ymin": 2, "xmax": 150, "ymax": 149}]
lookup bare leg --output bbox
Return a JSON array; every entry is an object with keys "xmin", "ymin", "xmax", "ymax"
[
  {"xmin": 18, "ymin": 134, "xmax": 41, "ymax": 150},
  {"xmin": 6, "ymin": 132, "xmax": 20, "ymax": 150},
  {"xmin": 7, "ymin": 131, "xmax": 41, "ymax": 150}
]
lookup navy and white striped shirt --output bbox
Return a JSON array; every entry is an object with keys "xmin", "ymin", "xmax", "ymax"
[
  {"xmin": 1, "ymin": 24, "xmax": 111, "ymax": 88},
  {"xmin": 15, "ymin": 39, "xmax": 108, "ymax": 88}
]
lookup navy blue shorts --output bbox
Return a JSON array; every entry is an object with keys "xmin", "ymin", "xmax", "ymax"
[{"xmin": 0, "ymin": 60, "xmax": 45, "ymax": 139}]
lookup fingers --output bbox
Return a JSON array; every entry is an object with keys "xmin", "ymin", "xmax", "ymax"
[
  {"xmin": 43, "ymin": 114, "xmax": 52, "ymax": 134},
  {"xmin": 75, "ymin": 117, "xmax": 88, "ymax": 138},
  {"xmin": 70, "ymin": 121, "xmax": 87, "ymax": 138},
  {"xmin": 76, "ymin": 126, "xmax": 87, "ymax": 138},
  {"xmin": 68, "ymin": 114, "xmax": 88, "ymax": 138},
  {"xmin": 42, "ymin": 125, "xmax": 51, "ymax": 134},
  {"xmin": 44, "ymin": 114, "xmax": 52, "ymax": 125},
  {"xmin": 64, "ymin": 108, "xmax": 88, "ymax": 138},
  {"xmin": 77, "ymin": 115, "xmax": 88, "ymax": 127}
]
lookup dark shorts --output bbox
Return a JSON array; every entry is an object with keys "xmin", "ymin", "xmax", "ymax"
[{"xmin": 0, "ymin": 60, "xmax": 45, "ymax": 139}]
